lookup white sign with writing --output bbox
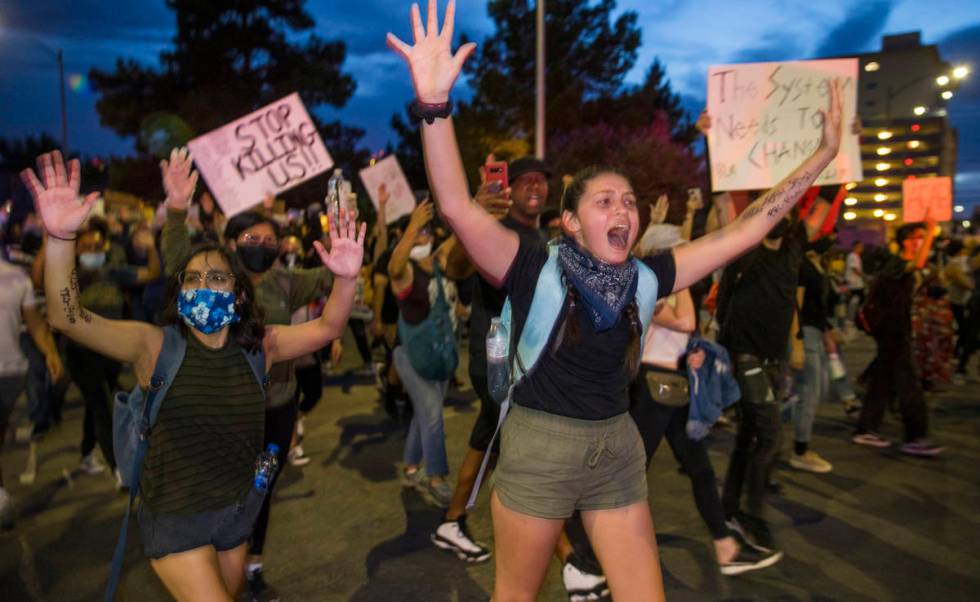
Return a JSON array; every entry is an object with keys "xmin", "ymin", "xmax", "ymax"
[
  {"xmin": 706, "ymin": 58, "xmax": 862, "ymax": 192},
  {"xmin": 358, "ymin": 155, "xmax": 416, "ymax": 224},
  {"xmin": 187, "ymin": 92, "xmax": 333, "ymax": 217}
]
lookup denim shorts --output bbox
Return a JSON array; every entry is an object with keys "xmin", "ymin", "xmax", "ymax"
[
  {"xmin": 137, "ymin": 488, "xmax": 266, "ymax": 559},
  {"xmin": 493, "ymin": 404, "xmax": 648, "ymax": 519}
]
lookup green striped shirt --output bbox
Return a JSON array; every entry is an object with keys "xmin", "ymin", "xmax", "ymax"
[{"xmin": 141, "ymin": 333, "xmax": 265, "ymax": 514}]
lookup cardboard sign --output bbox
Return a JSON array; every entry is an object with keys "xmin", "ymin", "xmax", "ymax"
[
  {"xmin": 706, "ymin": 58, "xmax": 862, "ymax": 192},
  {"xmin": 902, "ymin": 177, "xmax": 952, "ymax": 222},
  {"xmin": 187, "ymin": 93, "xmax": 333, "ymax": 217},
  {"xmin": 358, "ymin": 155, "xmax": 416, "ymax": 224}
]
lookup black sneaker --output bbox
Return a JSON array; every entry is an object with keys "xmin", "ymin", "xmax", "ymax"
[
  {"xmin": 244, "ymin": 568, "xmax": 280, "ymax": 602},
  {"xmin": 431, "ymin": 515, "xmax": 492, "ymax": 563},
  {"xmin": 726, "ymin": 512, "xmax": 775, "ymax": 551},
  {"xmin": 720, "ymin": 543, "xmax": 783, "ymax": 576}
]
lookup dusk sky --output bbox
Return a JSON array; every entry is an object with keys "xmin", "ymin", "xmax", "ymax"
[{"xmin": 2, "ymin": 1, "xmax": 978, "ymax": 210}]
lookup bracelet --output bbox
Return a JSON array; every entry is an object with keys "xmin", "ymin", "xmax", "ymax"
[
  {"xmin": 410, "ymin": 99, "xmax": 453, "ymax": 125},
  {"xmin": 47, "ymin": 232, "xmax": 77, "ymax": 242}
]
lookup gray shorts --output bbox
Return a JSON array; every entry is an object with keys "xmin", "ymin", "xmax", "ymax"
[
  {"xmin": 493, "ymin": 404, "xmax": 648, "ymax": 519},
  {"xmin": 137, "ymin": 489, "xmax": 265, "ymax": 559}
]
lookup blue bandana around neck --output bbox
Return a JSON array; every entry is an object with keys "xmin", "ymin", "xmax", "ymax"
[
  {"xmin": 178, "ymin": 288, "xmax": 240, "ymax": 334},
  {"xmin": 558, "ymin": 238, "xmax": 638, "ymax": 331}
]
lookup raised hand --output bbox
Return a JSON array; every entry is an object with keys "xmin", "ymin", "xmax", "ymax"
[
  {"xmin": 407, "ymin": 200, "xmax": 434, "ymax": 234},
  {"xmin": 313, "ymin": 208, "xmax": 367, "ymax": 280},
  {"xmin": 21, "ymin": 151, "xmax": 99, "ymax": 240},
  {"xmin": 161, "ymin": 147, "xmax": 198, "ymax": 211},
  {"xmin": 378, "ymin": 183, "xmax": 390, "ymax": 208},
  {"xmin": 649, "ymin": 194, "xmax": 669, "ymax": 225},
  {"xmin": 818, "ymin": 78, "xmax": 844, "ymax": 157},
  {"xmin": 386, "ymin": 0, "xmax": 477, "ymax": 103}
]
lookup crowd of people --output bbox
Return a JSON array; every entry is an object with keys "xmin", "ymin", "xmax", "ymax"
[{"xmin": 0, "ymin": 2, "xmax": 978, "ymax": 600}]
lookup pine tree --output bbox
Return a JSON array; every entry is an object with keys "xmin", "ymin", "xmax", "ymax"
[{"xmin": 89, "ymin": 0, "xmax": 367, "ymax": 200}]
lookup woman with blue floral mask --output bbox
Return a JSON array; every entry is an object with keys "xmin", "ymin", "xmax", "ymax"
[{"xmin": 22, "ymin": 150, "xmax": 365, "ymax": 601}]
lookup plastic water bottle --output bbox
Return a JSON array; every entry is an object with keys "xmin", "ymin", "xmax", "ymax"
[
  {"xmin": 828, "ymin": 352, "xmax": 846, "ymax": 380},
  {"xmin": 486, "ymin": 317, "xmax": 510, "ymax": 403},
  {"xmin": 326, "ymin": 168, "xmax": 344, "ymax": 226},
  {"xmin": 253, "ymin": 443, "xmax": 280, "ymax": 492}
]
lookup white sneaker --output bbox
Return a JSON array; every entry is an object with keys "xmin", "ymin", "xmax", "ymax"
[
  {"xmin": 562, "ymin": 558, "xmax": 609, "ymax": 601},
  {"xmin": 288, "ymin": 446, "xmax": 311, "ymax": 467},
  {"xmin": 80, "ymin": 453, "xmax": 107, "ymax": 475},
  {"xmin": 431, "ymin": 516, "xmax": 492, "ymax": 562},
  {"xmin": 114, "ymin": 469, "xmax": 125, "ymax": 491}
]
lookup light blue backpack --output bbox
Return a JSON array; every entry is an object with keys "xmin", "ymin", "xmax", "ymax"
[
  {"xmin": 106, "ymin": 325, "xmax": 267, "ymax": 601},
  {"xmin": 465, "ymin": 243, "xmax": 660, "ymax": 509}
]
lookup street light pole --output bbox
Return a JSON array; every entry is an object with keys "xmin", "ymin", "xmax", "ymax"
[
  {"xmin": 534, "ymin": 0, "xmax": 545, "ymax": 159},
  {"xmin": 57, "ymin": 49, "xmax": 68, "ymax": 153}
]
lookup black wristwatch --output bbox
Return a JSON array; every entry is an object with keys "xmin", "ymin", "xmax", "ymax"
[{"xmin": 410, "ymin": 99, "xmax": 453, "ymax": 124}]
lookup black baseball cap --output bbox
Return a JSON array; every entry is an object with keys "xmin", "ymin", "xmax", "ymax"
[{"xmin": 508, "ymin": 157, "xmax": 552, "ymax": 183}]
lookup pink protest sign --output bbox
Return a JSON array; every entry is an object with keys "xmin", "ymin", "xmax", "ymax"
[
  {"xmin": 359, "ymin": 155, "xmax": 417, "ymax": 224},
  {"xmin": 187, "ymin": 93, "xmax": 333, "ymax": 217},
  {"xmin": 706, "ymin": 58, "xmax": 862, "ymax": 192},
  {"xmin": 902, "ymin": 177, "xmax": 953, "ymax": 222}
]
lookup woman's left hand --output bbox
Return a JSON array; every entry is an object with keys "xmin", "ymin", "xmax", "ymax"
[{"xmin": 313, "ymin": 207, "xmax": 366, "ymax": 280}]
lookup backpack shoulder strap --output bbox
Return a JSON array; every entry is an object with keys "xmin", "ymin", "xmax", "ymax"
[
  {"xmin": 510, "ymin": 243, "xmax": 565, "ymax": 381},
  {"xmin": 633, "ymin": 257, "xmax": 660, "ymax": 347},
  {"xmin": 242, "ymin": 346, "xmax": 269, "ymax": 393},
  {"xmin": 147, "ymin": 325, "xmax": 188, "ymax": 426},
  {"xmin": 106, "ymin": 324, "xmax": 185, "ymax": 602}
]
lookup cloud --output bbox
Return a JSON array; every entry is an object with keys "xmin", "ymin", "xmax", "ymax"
[
  {"xmin": 731, "ymin": 32, "xmax": 805, "ymax": 64},
  {"xmin": 813, "ymin": 0, "xmax": 895, "ymax": 57}
]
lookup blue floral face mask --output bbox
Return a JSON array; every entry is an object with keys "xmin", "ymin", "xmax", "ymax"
[{"xmin": 177, "ymin": 288, "xmax": 240, "ymax": 334}]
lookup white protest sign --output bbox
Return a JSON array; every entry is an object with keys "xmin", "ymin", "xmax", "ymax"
[
  {"xmin": 902, "ymin": 176, "xmax": 953, "ymax": 222},
  {"xmin": 358, "ymin": 155, "xmax": 416, "ymax": 224},
  {"xmin": 706, "ymin": 58, "xmax": 862, "ymax": 192},
  {"xmin": 187, "ymin": 92, "xmax": 333, "ymax": 217}
]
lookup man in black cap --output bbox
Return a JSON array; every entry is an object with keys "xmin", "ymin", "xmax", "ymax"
[{"xmin": 430, "ymin": 155, "xmax": 550, "ymax": 563}]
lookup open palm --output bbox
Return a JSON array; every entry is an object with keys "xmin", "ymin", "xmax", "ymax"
[
  {"xmin": 161, "ymin": 147, "xmax": 198, "ymax": 210},
  {"xmin": 387, "ymin": 0, "xmax": 476, "ymax": 103},
  {"xmin": 21, "ymin": 151, "xmax": 99, "ymax": 240},
  {"xmin": 313, "ymin": 208, "xmax": 366, "ymax": 280}
]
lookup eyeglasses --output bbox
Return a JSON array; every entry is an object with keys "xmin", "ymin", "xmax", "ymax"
[
  {"xmin": 239, "ymin": 233, "xmax": 279, "ymax": 248},
  {"xmin": 178, "ymin": 270, "xmax": 236, "ymax": 291}
]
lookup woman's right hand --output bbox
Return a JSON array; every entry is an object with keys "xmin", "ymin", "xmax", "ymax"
[
  {"xmin": 21, "ymin": 151, "xmax": 99, "ymax": 240},
  {"xmin": 160, "ymin": 146, "xmax": 198, "ymax": 211},
  {"xmin": 386, "ymin": 0, "xmax": 477, "ymax": 104}
]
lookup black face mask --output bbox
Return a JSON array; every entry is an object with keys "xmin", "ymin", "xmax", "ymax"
[
  {"xmin": 810, "ymin": 237, "xmax": 834, "ymax": 254},
  {"xmin": 237, "ymin": 245, "xmax": 278, "ymax": 273},
  {"xmin": 765, "ymin": 218, "xmax": 793, "ymax": 240}
]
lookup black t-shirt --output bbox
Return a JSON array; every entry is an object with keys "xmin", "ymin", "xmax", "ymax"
[
  {"xmin": 373, "ymin": 248, "xmax": 401, "ymax": 324},
  {"xmin": 718, "ymin": 224, "xmax": 806, "ymax": 359},
  {"xmin": 468, "ymin": 216, "xmax": 547, "ymax": 378},
  {"xmin": 799, "ymin": 259, "xmax": 832, "ymax": 332},
  {"xmin": 503, "ymin": 236, "xmax": 676, "ymax": 420},
  {"xmin": 869, "ymin": 254, "xmax": 914, "ymax": 339}
]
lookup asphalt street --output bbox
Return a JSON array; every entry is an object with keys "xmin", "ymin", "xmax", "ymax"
[{"xmin": 2, "ymin": 331, "xmax": 979, "ymax": 601}]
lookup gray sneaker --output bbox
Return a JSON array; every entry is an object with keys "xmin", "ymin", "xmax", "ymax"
[
  {"xmin": 421, "ymin": 479, "xmax": 452, "ymax": 508},
  {"xmin": 400, "ymin": 467, "xmax": 425, "ymax": 488}
]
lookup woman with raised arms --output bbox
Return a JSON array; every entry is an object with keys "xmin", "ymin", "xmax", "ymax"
[
  {"xmin": 21, "ymin": 151, "xmax": 365, "ymax": 601},
  {"xmin": 388, "ymin": 2, "xmax": 843, "ymax": 599}
]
